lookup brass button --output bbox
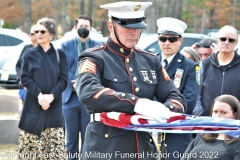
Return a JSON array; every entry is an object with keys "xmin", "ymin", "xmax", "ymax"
[
  {"xmin": 150, "ymin": 139, "xmax": 152, "ymax": 142},
  {"xmin": 122, "ymin": 93, "xmax": 125, "ymax": 97},
  {"xmin": 132, "ymin": 97, "xmax": 136, "ymax": 100},
  {"xmin": 120, "ymin": 48, "xmax": 124, "ymax": 53},
  {"xmin": 126, "ymin": 58, "xmax": 129, "ymax": 63},
  {"xmin": 114, "ymin": 78, "xmax": 117, "ymax": 82},
  {"xmin": 133, "ymin": 77, "xmax": 137, "ymax": 81},
  {"xmin": 105, "ymin": 134, "xmax": 108, "ymax": 138},
  {"xmin": 170, "ymin": 105, "xmax": 173, "ymax": 109},
  {"xmin": 149, "ymin": 80, "xmax": 153, "ymax": 84},
  {"xmin": 129, "ymin": 68, "xmax": 133, "ymax": 72},
  {"xmin": 135, "ymin": 87, "xmax": 139, "ymax": 92}
]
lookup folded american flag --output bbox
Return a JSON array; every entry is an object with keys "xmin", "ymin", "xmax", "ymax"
[{"xmin": 100, "ymin": 112, "xmax": 240, "ymax": 138}]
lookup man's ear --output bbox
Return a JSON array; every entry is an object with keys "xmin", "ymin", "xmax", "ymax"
[{"xmin": 107, "ymin": 21, "xmax": 113, "ymax": 33}]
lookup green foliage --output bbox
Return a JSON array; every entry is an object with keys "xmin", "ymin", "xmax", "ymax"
[{"xmin": 2, "ymin": 21, "xmax": 14, "ymax": 29}]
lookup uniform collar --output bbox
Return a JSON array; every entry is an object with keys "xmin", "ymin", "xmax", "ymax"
[
  {"xmin": 106, "ymin": 38, "xmax": 134, "ymax": 57},
  {"xmin": 161, "ymin": 53, "xmax": 176, "ymax": 65}
]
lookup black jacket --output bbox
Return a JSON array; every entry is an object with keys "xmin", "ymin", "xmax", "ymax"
[
  {"xmin": 16, "ymin": 44, "xmax": 34, "ymax": 79},
  {"xmin": 19, "ymin": 44, "xmax": 68, "ymax": 136},
  {"xmin": 196, "ymin": 51, "xmax": 240, "ymax": 116}
]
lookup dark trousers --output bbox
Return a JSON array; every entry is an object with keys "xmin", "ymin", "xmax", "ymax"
[{"xmin": 63, "ymin": 92, "xmax": 90, "ymax": 160}]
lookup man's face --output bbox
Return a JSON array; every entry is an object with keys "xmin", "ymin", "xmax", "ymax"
[
  {"xmin": 108, "ymin": 21, "xmax": 142, "ymax": 48},
  {"xmin": 217, "ymin": 27, "xmax": 238, "ymax": 54},
  {"xmin": 75, "ymin": 19, "xmax": 92, "ymax": 32},
  {"xmin": 158, "ymin": 34, "xmax": 183, "ymax": 58},
  {"xmin": 196, "ymin": 47, "xmax": 212, "ymax": 61}
]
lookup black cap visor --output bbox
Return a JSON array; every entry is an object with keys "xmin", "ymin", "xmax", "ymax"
[
  {"xmin": 112, "ymin": 16, "xmax": 147, "ymax": 29},
  {"xmin": 159, "ymin": 30, "xmax": 180, "ymax": 36}
]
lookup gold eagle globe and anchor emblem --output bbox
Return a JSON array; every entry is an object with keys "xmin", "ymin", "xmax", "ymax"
[{"xmin": 134, "ymin": 5, "xmax": 141, "ymax": 11}]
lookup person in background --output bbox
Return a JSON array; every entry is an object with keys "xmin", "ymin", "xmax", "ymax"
[
  {"xmin": 16, "ymin": 24, "xmax": 37, "ymax": 104},
  {"xmin": 194, "ymin": 25, "xmax": 240, "ymax": 117},
  {"xmin": 181, "ymin": 46, "xmax": 200, "ymax": 64},
  {"xmin": 75, "ymin": 1, "xmax": 187, "ymax": 160},
  {"xmin": 18, "ymin": 17, "xmax": 68, "ymax": 159},
  {"xmin": 61, "ymin": 15, "xmax": 101, "ymax": 159},
  {"xmin": 182, "ymin": 94, "xmax": 240, "ymax": 160},
  {"xmin": 191, "ymin": 38, "xmax": 218, "ymax": 61},
  {"xmin": 155, "ymin": 17, "xmax": 200, "ymax": 160}
]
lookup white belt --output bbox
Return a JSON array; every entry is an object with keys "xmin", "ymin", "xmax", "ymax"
[{"xmin": 90, "ymin": 113, "xmax": 101, "ymax": 122}]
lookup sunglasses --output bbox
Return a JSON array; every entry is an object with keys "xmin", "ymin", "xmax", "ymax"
[
  {"xmin": 219, "ymin": 37, "xmax": 236, "ymax": 43},
  {"xmin": 29, "ymin": 33, "xmax": 35, "ymax": 36},
  {"xmin": 158, "ymin": 36, "xmax": 180, "ymax": 43},
  {"xmin": 35, "ymin": 30, "xmax": 46, "ymax": 34},
  {"xmin": 197, "ymin": 43, "xmax": 211, "ymax": 48}
]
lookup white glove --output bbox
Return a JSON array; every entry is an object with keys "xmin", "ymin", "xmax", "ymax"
[{"xmin": 134, "ymin": 98, "xmax": 174, "ymax": 122}]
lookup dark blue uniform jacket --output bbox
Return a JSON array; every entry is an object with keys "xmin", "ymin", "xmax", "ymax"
[{"xmin": 75, "ymin": 38, "xmax": 187, "ymax": 160}]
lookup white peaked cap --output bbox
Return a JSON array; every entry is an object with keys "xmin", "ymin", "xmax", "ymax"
[
  {"xmin": 100, "ymin": 1, "xmax": 152, "ymax": 19},
  {"xmin": 157, "ymin": 17, "xmax": 187, "ymax": 36}
]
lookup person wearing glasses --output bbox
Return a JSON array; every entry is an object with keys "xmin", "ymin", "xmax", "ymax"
[
  {"xmin": 154, "ymin": 17, "xmax": 200, "ymax": 160},
  {"xmin": 18, "ymin": 18, "xmax": 68, "ymax": 159},
  {"xmin": 75, "ymin": 2, "xmax": 187, "ymax": 159},
  {"xmin": 191, "ymin": 38, "xmax": 218, "ymax": 62},
  {"xmin": 61, "ymin": 15, "xmax": 101, "ymax": 159},
  {"xmin": 182, "ymin": 94, "xmax": 240, "ymax": 160},
  {"xmin": 194, "ymin": 25, "xmax": 239, "ymax": 117},
  {"xmin": 16, "ymin": 24, "xmax": 38, "ymax": 104}
]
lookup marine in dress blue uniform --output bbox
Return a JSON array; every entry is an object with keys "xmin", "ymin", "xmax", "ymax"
[
  {"xmin": 75, "ymin": 2, "xmax": 187, "ymax": 160},
  {"xmin": 155, "ymin": 17, "xmax": 200, "ymax": 160}
]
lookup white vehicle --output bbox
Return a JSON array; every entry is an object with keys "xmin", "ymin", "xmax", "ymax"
[{"xmin": 0, "ymin": 28, "xmax": 30, "ymax": 88}]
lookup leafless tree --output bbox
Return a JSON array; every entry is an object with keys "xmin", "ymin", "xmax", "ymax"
[
  {"xmin": 80, "ymin": 0, "xmax": 85, "ymax": 15},
  {"xmin": 61, "ymin": 0, "xmax": 67, "ymax": 37},
  {"xmin": 231, "ymin": 0, "xmax": 237, "ymax": 26},
  {"xmin": 88, "ymin": 0, "xmax": 93, "ymax": 19},
  {"xmin": 53, "ymin": 0, "xmax": 59, "ymax": 40},
  {"xmin": 21, "ymin": 0, "xmax": 32, "ymax": 33},
  {"xmin": 145, "ymin": 0, "xmax": 158, "ymax": 33}
]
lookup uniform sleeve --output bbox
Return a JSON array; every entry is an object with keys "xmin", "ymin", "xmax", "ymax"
[
  {"xmin": 182, "ymin": 64, "xmax": 200, "ymax": 114},
  {"xmin": 76, "ymin": 51, "xmax": 186, "ymax": 114},
  {"xmin": 154, "ymin": 59, "xmax": 186, "ymax": 113},
  {"xmin": 75, "ymin": 52, "xmax": 138, "ymax": 114},
  {"xmin": 49, "ymin": 49, "xmax": 68, "ymax": 99}
]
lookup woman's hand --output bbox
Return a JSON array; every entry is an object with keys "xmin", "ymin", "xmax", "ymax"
[{"xmin": 38, "ymin": 92, "xmax": 51, "ymax": 110}]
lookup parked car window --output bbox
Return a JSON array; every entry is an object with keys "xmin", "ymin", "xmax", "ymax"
[{"xmin": 0, "ymin": 34, "xmax": 23, "ymax": 46}]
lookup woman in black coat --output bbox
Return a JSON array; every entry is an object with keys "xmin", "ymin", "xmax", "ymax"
[{"xmin": 18, "ymin": 18, "xmax": 68, "ymax": 159}]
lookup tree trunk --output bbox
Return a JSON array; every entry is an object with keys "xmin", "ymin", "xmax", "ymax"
[
  {"xmin": 61, "ymin": 0, "xmax": 67, "ymax": 37},
  {"xmin": 145, "ymin": 0, "xmax": 158, "ymax": 33},
  {"xmin": 175, "ymin": 0, "xmax": 183, "ymax": 20},
  {"xmin": 53, "ymin": 0, "xmax": 59, "ymax": 40},
  {"xmin": 80, "ymin": 0, "xmax": 85, "ymax": 15},
  {"xmin": 200, "ymin": 8, "xmax": 206, "ymax": 34},
  {"xmin": 22, "ymin": 0, "xmax": 31, "ymax": 33},
  {"xmin": 231, "ymin": 0, "xmax": 237, "ymax": 26},
  {"xmin": 88, "ymin": 0, "xmax": 93, "ymax": 19}
]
